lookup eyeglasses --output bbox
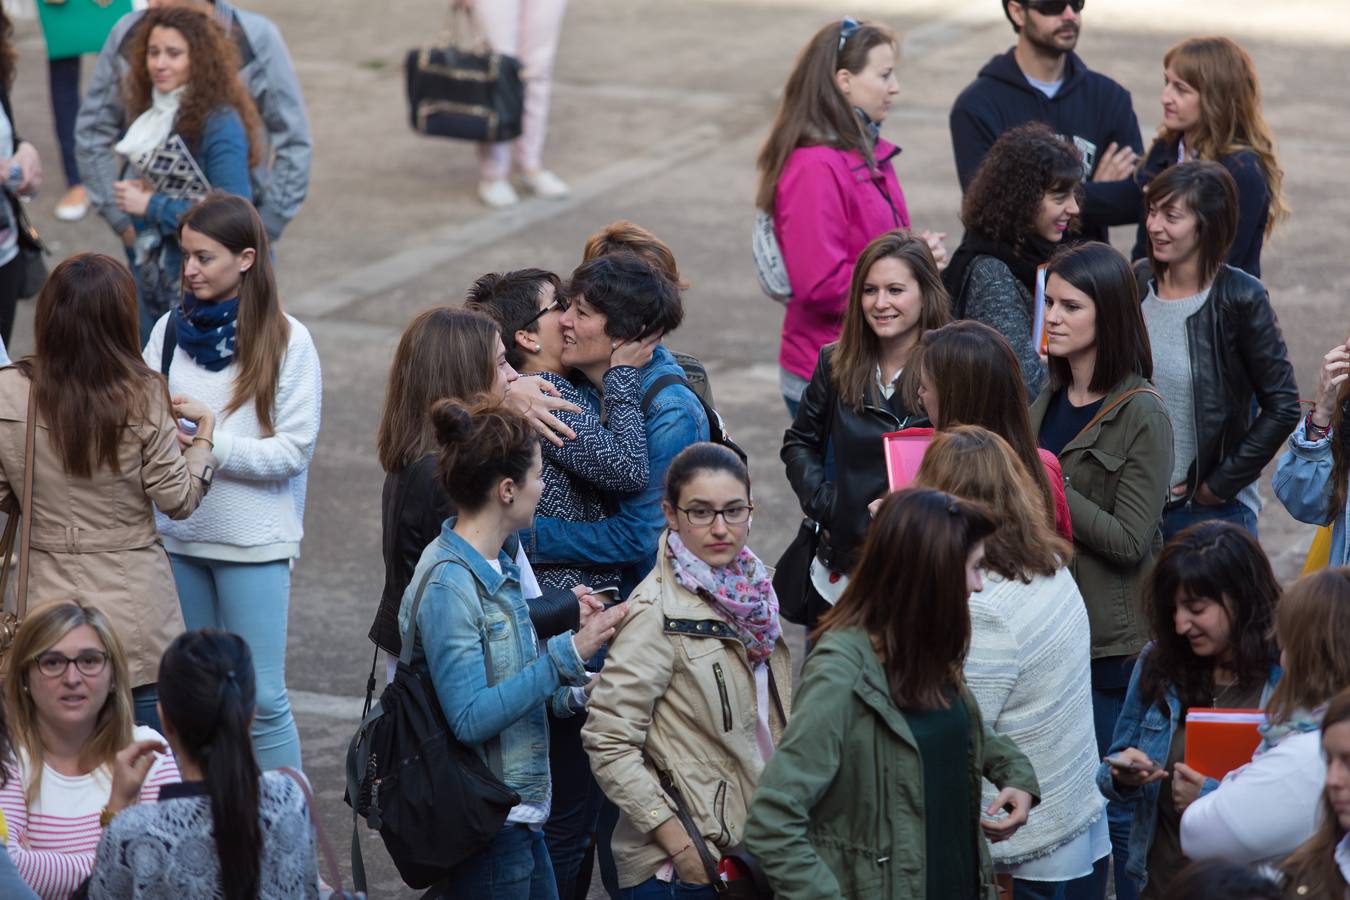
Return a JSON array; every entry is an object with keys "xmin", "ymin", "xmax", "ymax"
[
  {"xmin": 1021, "ymin": 0, "xmax": 1085, "ymax": 15},
  {"xmin": 34, "ymin": 650, "xmax": 110, "ymax": 679},
  {"xmin": 516, "ymin": 296, "xmax": 568, "ymax": 333},
  {"xmin": 838, "ymin": 16, "xmax": 860, "ymax": 55},
  {"xmin": 677, "ymin": 505, "xmax": 754, "ymax": 527}
]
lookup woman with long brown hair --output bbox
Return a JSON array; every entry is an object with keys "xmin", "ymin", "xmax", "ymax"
[
  {"xmin": 1274, "ymin": 326, "xmax": 1350, "ymax": 568},
  {"xmin": 111, "ymin": 5, "xmax": 260, "ymax": 340},
  {"xmin": 0, "ymin": 601, "xmax": 181, "ymax": 897},
  {"xmin": 782, "ymin": 230, "xmax": 949, "ymax": 626},
  {"xmin": 915, "ymin": 427, "xmax": 1106, "ymax": 896},
  {"xmin": 745, "ymin": 487, "xmax": 1038, "ymax": 900},
  {"xmin": 142, "ymin": 192, "xmax": 320, "ymax": 772},
  {"xmin": 1279, "ymin": 684, "xmax": 1350, "ymax": 898},
  {"xmin": 909, "ymin": 319, "xmax": 1072, "ymax": 540},
  {"xmin": 756, "ymin": 18, "xmax": 946, "ymax": 414},
  {"xmin": 1131, "ymin": 36, "xmax": 1287, "ymax": 278},
  {"xmin": 0, "ymin": 253, "xmax": 214, "ymax": 727},
  {"xmin": 1179, "ymin": 568, "xmax": 1350, "ymax": 868}
]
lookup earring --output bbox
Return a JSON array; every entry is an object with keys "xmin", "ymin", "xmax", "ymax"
[
  {"xmin": 610, "ymin": 340, "xmax": 618, "ymax": 350},
  {"xmin": 534, "ymin": 344, "xmax": 542, "ymax": 353},
  {"xmin": 508, "ymin": 497, "xmax": 515, "ymax": 504}
]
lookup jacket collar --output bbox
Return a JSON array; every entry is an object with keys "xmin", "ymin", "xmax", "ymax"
[
  {"xmin": 1036, "ymin": 371, "xmax": 1152, "ymax": 456},
  {"xmin": 826, "ymin": 629, "xmax": 919, "ymax": 748},
  {"xmin": 435, "ymin": 518, "xmax": 517, "ymax": 595}
]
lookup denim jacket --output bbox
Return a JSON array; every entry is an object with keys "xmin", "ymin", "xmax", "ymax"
[
  {"xmin": 523, "ymin": 345, "xmax": 710, "ymax": 595},
  {"xmin": 398, "ymin": 521, "xmax": 587, "ymax": 803},
  {"xmin": 1095, "ymin": 644, "xmax": 1277, "ymax": 891},
  {"xmin": 1274, "ymin": 417, "xmax": 1349, "ymax": 568}
]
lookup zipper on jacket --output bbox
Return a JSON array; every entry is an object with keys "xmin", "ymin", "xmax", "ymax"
[{"xmin": 712, "ymin": 662, "xmax": 733, "ymax": 732}]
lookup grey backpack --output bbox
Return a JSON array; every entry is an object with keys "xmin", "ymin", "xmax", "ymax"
[{"xmin": 752, "ymin": 209, "xmax": 793, "ymax": 305}]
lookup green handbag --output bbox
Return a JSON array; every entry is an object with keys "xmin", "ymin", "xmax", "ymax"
[{"xmin": 35, "ymin": 0, "xmax": 133, "ymax": 60}]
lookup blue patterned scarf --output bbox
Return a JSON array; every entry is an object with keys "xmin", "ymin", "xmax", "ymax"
[{"xmin": 175, "ymin": 296, "xmax": 239, "ymax": 371}]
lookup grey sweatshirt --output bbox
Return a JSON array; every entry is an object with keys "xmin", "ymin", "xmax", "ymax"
[
  {"xmin": 961, "ymin": 254, "xmax": 1048, "ymax": 400},
  {"xmin": 74, "ymin": 0, "xmax": 312, "ymax": 241}
]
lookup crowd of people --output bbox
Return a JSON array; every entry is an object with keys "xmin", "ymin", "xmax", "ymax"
[{"xmin": 0, "ymin": 0, "xmax": 1345, "ymax": 899}]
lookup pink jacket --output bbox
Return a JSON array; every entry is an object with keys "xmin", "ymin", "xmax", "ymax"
[{"xmin": 775, "ymin": 140, "xmax": 910, "ymax": 380}]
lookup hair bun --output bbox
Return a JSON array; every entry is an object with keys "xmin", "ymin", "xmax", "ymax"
[{"xmin": 431, "ymin": 398, "xmax": 476, "ymax": 447}]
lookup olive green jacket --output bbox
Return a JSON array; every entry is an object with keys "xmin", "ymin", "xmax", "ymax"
[
  {"xmin": 1029, "ymin": 373, "xmax": 1174, "ymax": 659},
  {"xmin": 743, "ymin": 627, "xmax": 1040, "ymax": 900}
]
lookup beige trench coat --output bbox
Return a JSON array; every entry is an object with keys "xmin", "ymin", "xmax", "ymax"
[{"xmin": 0, "ymin": 367, "xmax": 212, "ymax": 686}]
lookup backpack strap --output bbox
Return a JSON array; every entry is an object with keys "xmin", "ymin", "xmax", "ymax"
[
  {"xmin": 160, "ymin": 313, "xmax": 178, "ymax": 377},
  {"xmin": 639, "ymin": 372, "xmax": 687, "ymax": 416}
]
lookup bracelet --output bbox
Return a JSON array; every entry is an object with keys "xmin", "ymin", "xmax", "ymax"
[
  {"xmin": 1306, "ymin": 413, "xmax": 1332, "ymax": 441},
  {"xmin": 671, "ymin": 841, "xmax": 694, "ymax": 859},
  {"xmin": 191, "ymin": 435, "xmax": 215, "ymax": 451}
]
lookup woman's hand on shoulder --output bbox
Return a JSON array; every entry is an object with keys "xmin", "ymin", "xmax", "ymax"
[
  {"xmin": 609, "ymin": 331, "xmax": 662, "ymax": 372},
  {"xmin": 574, "ymin": 602, "xmax": 628, "ymax": 660},
  {"xmin": 504, "ymin": 376, "xmax": 580, "ymax": 447}
]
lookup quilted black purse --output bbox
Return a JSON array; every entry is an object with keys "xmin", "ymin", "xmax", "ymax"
[{"xmin": 404, "ymin": 9, "xmax": 524, "ymax": 143}]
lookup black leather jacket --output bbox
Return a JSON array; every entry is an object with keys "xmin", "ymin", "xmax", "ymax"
[
  {"xmin": 370, "ymin": 453, "xmax": 579, "ymax": 655},
  {"xmin": 782, "ymin": 347, "xmax": 927, "ymax": 573},
  {"xmin": 1134, "ymin": 262, "xmax": 1300, "ymax": 504}
]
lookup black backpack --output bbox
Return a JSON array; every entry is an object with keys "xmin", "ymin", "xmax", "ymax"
[
  {"xmin": 641, "ymin": 352, "xmax": 747, "ymax": 463},
  {"xmin": 345, "ymin": 560, "xmax": 520, "ymax": 891}
]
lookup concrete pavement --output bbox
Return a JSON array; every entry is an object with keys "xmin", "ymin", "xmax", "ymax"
[{"xmin": 6, "ymin": 0, "xmax": 1349, "ymax": 895}]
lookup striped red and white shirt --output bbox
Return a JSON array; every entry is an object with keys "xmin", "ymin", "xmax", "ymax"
[{"xmin": 0, "ymin": 725, "xmax": 180, "ymax": 899}]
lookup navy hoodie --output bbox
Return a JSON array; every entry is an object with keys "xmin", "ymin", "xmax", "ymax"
[{"xmin": 950, "ymin": 48, "xmax": 1143, "ymax": 241}]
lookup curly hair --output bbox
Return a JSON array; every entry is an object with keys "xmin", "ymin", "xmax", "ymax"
[
  {"xmin": 122, "ymin": 6, "xmax": 261, "ymax": 168},
  {"xmin": 961, "ymin": 122, "xmax": 1083, "ymax": 251}
]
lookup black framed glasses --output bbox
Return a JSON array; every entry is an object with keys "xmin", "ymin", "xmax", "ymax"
[
  {"xmin": 676, "ymin": 505, "xmax": 754, "ymax": 527},
  {"xmin": 837, "ymin": 16, "xmax": 860, "ymax": 55},
  {"xmin": 1022, "ymin": 0, "xmax": 1085, "ymax": 15},
  {"xmin": 516, "ymin": 295, "xmax": 568, "ymax": 333},
  {"xmin": 35, "ymin": 650, "xmax": 110, "ymax": 679}
]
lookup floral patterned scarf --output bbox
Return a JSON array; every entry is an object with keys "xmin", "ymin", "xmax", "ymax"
[
  {"xmin": 1256, "ymin": 703, "xmax": 1327, "ymax": 756},
  {"xmin": 666, "ymin": 531, "xmax": 780, "ymax": 664}
]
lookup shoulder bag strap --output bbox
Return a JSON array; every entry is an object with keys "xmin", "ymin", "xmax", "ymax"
[
  {"xmin": 160, "ymin": 314, "xmax": 177, "ymax": 377},
  {"xmin": 278, "ymin": 767, "xmax": 353, "ymax": 897},
  {"xmin": 656, "ymin": 768, "xmax": 723, "ymax": 885},
  {"xmin": 1071, "ymin": 387, "xmax": 1163, "ymax": 445},
  {"xmin": 14, "ymin": 379, "xmax": 36, "ymax": 616}
]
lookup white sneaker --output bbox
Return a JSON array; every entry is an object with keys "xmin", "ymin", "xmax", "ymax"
[
  {"xmin": 478, "ymin": 178, "xmax": 520, "ymax": 208},
  {"xmin": 520, "ymin": 169, "xmax": 570, "ymax": 199},
  {"xmin": 55, "ymin": 185, "xmax": 89, "ymax": 222}
]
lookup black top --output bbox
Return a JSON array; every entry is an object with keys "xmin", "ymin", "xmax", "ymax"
[
  {"xmin": 1038, "ymin": 389, "xmax": 1105, "ymax": 456},
  {"xmin": 905, "ymin": 692, "xmax": 979, "ymax": 900}
]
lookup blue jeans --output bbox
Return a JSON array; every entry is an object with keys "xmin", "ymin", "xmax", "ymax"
[
  {"xmin": 170, "ymin": 554, "xmax": 302, "ymax": 770},
  {"xmin": 544, "ymin": 707, "xmax": 604, "ymax": 900},
  {"xmin": 619, "ymin": 876, "xmax": 718, "ymax": 900},
  {"xmin": 47, "ymin": 56, "xmax": 81, "ymax": 187},
  {"xmin": 426, "ymin": 824, "xmax": 559, "ymax": 900},
  {"xmin": 1091, "ymin": 656, "xmax": 1137, "ymax": 900},
  {"xmin": 1015, "ymin": 879, "xmax": 1064, "ymax": 900},
  {"xmin": 1161, "ymin": 498, "xmax": 1257, "ymax": 542}
]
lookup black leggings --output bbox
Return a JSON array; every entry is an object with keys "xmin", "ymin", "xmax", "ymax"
[{"xmin": 0, "ymin": 253, "xmax": 22, "ymax": 350}]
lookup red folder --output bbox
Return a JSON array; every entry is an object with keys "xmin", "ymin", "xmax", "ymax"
[
  {"xmin": 1184, "ymin": 708, "xmax": 1265, "ymax": 780},
  {"xmin": 883, "ymin": 428, "xmax": 935, "ymax": 492}
]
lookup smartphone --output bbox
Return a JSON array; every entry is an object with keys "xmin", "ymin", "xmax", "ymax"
[
  {"xmin": 591, "ymin": 586, "xmax": 621, "ymax": 605},
  {"xmin": 1104, "ymin": 753, "xmax": 1159, "ymax": 774}
]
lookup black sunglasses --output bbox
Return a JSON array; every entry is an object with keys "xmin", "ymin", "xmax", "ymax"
[
  {"xmin": 516, "ymin": 295, "xmax": 569, "ymax": 333},
  {"xmin": 1021, "ymin": 0, "xmax": 1085, "ymax": 14}
]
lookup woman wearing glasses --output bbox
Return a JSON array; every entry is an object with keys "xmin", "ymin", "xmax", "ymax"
[
  {"xmin": 0, "ymin": 601, "xmax": 180, "ymax": 898},
  {"xmin": 757, "ymin": 17, "xmax": 946, "ymax": 415},
  {"xmin": 583, "ymin": 443, "xmax": 792, "ymax": 899}
]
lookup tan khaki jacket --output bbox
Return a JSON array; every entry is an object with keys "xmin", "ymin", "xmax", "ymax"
[
  {"xmin": 582, "ymin": 540, "xmax": 793, "ymax": 889},
  {"xmin": 0, "ymin": 367, "xmax": 212, "ymax": 686}
]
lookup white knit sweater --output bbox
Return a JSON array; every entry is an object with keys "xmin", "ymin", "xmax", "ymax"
[
  {"xmin": 144, "ymin": 312, "xmax": 322, "ymax": 561},
  {"xmin": 965, "ymin": 566, "xmax": 1102, "ymax": 865}
]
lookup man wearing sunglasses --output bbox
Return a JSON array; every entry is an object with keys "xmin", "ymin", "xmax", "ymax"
[{"xmin": 949, "ymin": 0, "xmax": 1143, "ymax": 242}]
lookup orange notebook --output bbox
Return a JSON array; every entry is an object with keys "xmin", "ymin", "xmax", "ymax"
[
  {"xmin": 1184, "ymin": 708, "xmax": 1265, "ymax": 780},
  {"xmin": 883, "ymin": 428, "xmax": 935, "ymax": 492}
]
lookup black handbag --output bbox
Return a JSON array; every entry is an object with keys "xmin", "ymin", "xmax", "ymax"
[
  {"xmin": 404, "ymin": 9, "xmax": 524, "ymax": 143},
  {"xmin": 773, "ymin": 379, "xmax": 836, "ymax": 627},
  {"xmin": 7, "ymin": 191, "xmax": 47, "ymax": 300},
  {"xmin": 346, "ymin": 559, "xmax": 520, "ymax": 892}
]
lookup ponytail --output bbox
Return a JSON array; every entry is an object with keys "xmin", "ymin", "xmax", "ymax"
[{"xmin": 158, "ymin": 631, "xmax": 263, "ymax": 900}]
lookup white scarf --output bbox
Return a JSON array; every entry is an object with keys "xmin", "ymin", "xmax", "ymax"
[{"xmin": 115, "ymin": 86, "xmax": 185, "ymax": 170}]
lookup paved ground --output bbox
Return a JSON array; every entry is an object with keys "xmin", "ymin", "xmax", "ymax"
[{"xmin": 6, "ymin": 0, "xmax": 1349, "ymax": 895}]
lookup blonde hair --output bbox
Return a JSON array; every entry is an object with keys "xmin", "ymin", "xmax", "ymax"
[
  {"xmin": 1266, "ymin": 569, "xmax": 1350, "ymax": 724},
  {"xmin": 582, "ymin": 220, "xmax": 689, "ymax": 290},
  {"xmin": 1159, "ymin": 37, "xmax": 1288, "ymax": 235},
  {"xmin": 2, "ymin": 601, "xmax": 135, "ymax": 805}
]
